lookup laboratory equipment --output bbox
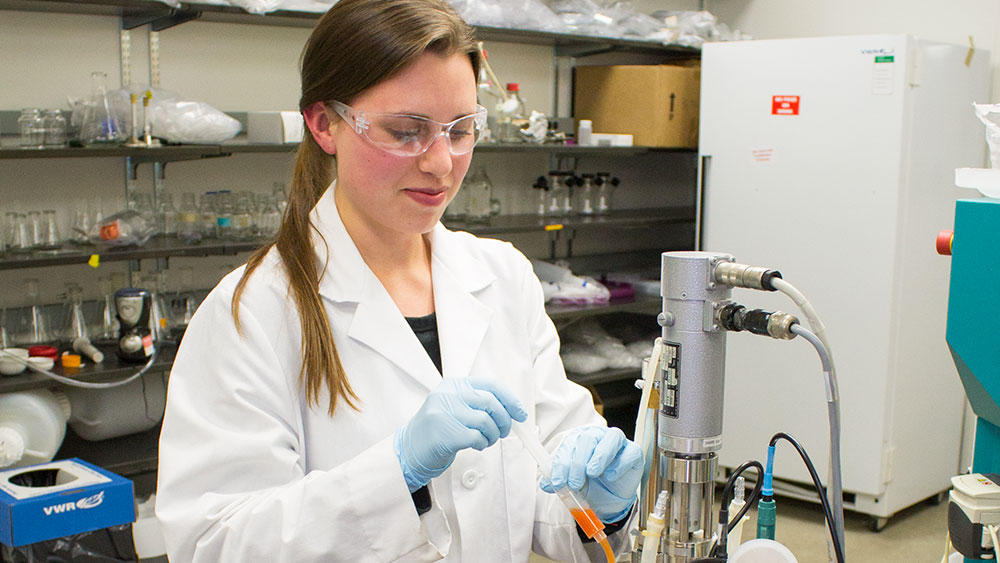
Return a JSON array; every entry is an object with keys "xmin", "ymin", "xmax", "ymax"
[
  {"xmin": 124, "ymin": 92, "xmax": 144, "ymax": 147},
  {"xmin": 16, "ymin": 108, "xmax": 40, "ymax": 148},
  {"xmin": 159, "ymin": 193, "xmax": 178, "ymax": 236},
  {"xmin": 115, "ymin": 288, "xmax": 154, "ymax": 364},
  {"xmin": 39, "ymin": 210, "xmax": 59, "ymax": 248},
  {"xmin": 578, "ymin": 173, "xmax": 596, "ymax": 215},
  {"xmin": 496, "ymin": 82, "xmax": 526, "ymax": 143},
  {"xmin": 199, "ymin": 192, "xmax": 218, "ymax": 237},
  {"xmin": 510, "ymin": 422, "xmax": 616, "ymax": 563},
  {"xmin": 41, "ymin": 110, "xmax": 67, "ymax": 147},
  {"xmin": 0, "ymin": 388, "xmax": 70, "ymax": 469},
  {"xmin": 19, "ymin": 278, "xmax": 51, "ymax": 345},
  {"xmin": 532, "ymin": 175, "xmax": 549, "ymax": 216},
  {"xmin": 632, "ymin": 251, "xmax": 845, "ymax": 562},
  {"xmin": 939, "ymin": 177, "xmax": 1000, "ymax": 560},
  {"xmin": 463, "ymin": 167, "xmax": 500, "ymax": 223},
  {"xmin": 699, "ymin": 35, "xmax": 988, "ymax": 525},
  {"xmin": 577, "ymin": 119, "xmax": 593, "ymax": 146},
  {"xmin": 256, "ymin": 193, "xmax": 282, "ymax": 237},
  {"xmin": 546, "ymin": 171, "xmax": 570, "ymax": 216},
  {"xmin": 594, "ymin": 173, "xmax": 617, "ymax": 215},
  {"xmin": 142, "ymin": 90, "xmax": 161, "ymax": 147},
  {"xmin": 63, "ymin": 373, "xmax": 166, "ymax": 441},
  {"xmin": 95, "ymin": 276, "xmax": 119, "ymax": 342},
  {"xmin": 78, "ymin": 71, "xmax": 125, "ymax": 145},
  {"xmin": 59, "ymin": 283, "xmax": 89, "ymax": 342},
  {"xmin": 176, "ymin": 193, "xmax": 201, "ymax": 242}
]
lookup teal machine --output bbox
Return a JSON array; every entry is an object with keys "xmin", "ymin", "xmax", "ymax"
[{"xmin": 943, "ymin": 197, "xmax": 1000, "ymax": 561}]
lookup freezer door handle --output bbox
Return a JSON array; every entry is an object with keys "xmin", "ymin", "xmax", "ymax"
[{"xmin": 696, "ymin": 154, "xmax": 711, "ymax": 251}]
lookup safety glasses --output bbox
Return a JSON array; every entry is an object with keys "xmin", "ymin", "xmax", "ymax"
[{"xmin": 328, "ymin": 100, "xmax": 488, "ymax": 157}]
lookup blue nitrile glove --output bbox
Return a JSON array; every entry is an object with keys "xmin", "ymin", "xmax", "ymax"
[
  {"xmin": 396, "ymin": 377, "xmax": 527, "ymax": 492},
  {"xmin": 542, "ymin": 426, "xmax": 643, "ymax": 522}
]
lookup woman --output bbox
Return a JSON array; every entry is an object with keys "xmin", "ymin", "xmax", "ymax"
[{"xmin": 155, "ymin": 0, "xmax": 642, "ymax": 560}]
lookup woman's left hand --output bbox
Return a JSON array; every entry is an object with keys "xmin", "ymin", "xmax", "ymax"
[{"xmin": 542, "ymin": 426, "xmax": 643, "ymax": 522}]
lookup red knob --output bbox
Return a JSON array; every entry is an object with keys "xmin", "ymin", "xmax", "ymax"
[{"xmin": 936, "ymin": 230, "xmax": 954, "ymax": 256}]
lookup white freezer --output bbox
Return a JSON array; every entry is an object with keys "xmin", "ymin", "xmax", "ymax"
[{"xmin": 697, "ymin": 35, "xmax": 990, "ymax": 521}]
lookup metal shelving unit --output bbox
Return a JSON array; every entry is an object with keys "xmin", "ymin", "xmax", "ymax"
[{"xmin": 0, "ymin": 208, "xmax": 693, "ymax": 270}]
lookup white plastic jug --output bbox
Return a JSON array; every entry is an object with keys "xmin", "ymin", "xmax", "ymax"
[{"xmin": 0, "ymin": 389, "xmax": 71, "ymax": 468}]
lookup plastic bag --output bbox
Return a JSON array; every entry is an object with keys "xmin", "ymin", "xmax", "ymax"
[
  {"xmin": 546, "ymin": 0, "xmax": 623, "ymax": 37},
  {"xmin": 560, "ymin": 343, "xmax": 610, "ymax": 374},
  {"xmin": 451, "ymin": 0, "xmax": 566, "ymax": 32},
  {"xmin": 79, "ymin": 210, "xmax": 156, "ymax": 248},
  {"xmin": 226, "ymin": 0, "xmax": 282, "ymax": 14},
  {"xmin": 974, "ymin": 103, "xmax": 1000, "ymax": 168},
  {"xmin": 0, "ymin": 524, "xmax": 137, "ymax": 562},
  {"xmin": 106, "ymin": 87, "xmax": 241, "ymax": 145}
]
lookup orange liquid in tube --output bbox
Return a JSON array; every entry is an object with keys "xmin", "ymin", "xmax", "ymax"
[{"xmin": 570, "ymin": 507, "xmax": 605, "ymax": 538}]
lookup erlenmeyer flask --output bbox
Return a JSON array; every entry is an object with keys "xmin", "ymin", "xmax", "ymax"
[
  {"xmin": 21, "ymin": 278, "xmax": 52, "ymax": 345},
  {"xmin": 79, "ymin": 71, "xmax": 125, "ymax": 145},
  {"xmin": 96, "ymin": 276, "xmax": 119, "ymax": 342},
  {"xmin": 60, "ymin": 283, "xmax": 89, "ymax": 342}
]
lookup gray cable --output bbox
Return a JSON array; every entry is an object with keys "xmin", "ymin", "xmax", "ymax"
[
  {"xmin": 790, "ymin": 323, "xmax": 846, "ymax": 557},
  {"xmin": 1, "ymin": 348, "xmax": 160, "ymax": 390}
]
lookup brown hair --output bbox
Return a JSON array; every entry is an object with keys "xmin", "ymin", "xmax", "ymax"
[{"xmin": 232, "ymin": 0, "xmax": 481, "ymax": 415}]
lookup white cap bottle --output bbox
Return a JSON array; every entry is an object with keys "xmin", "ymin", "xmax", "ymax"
[
  {"xmin": 577, "ymin": 119, "xmax": 593, "ymax": 146},
  {"xmin": 0, "ymin": 389, "xmax": 71, "ymax": 468}
]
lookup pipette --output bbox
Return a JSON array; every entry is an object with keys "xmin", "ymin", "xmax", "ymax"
[{"xmin": 510, "ymin": 423, "xmax": 616, "ymax": 563}]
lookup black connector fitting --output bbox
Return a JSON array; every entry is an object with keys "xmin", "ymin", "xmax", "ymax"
[
  {"xmin": 760, "ymin": 269, "xmax": 783, "ymax": 291},
  {"xmin": 718, "ymin": 304, "xmax": 770, "ymax": 336}
]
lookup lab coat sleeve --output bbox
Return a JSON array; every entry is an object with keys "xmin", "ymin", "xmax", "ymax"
[
  {"xmin": 512, "ymin": 256, "xmax": 635, "ymax": 560},
  {"xmin": 156, "ymin": 283, "xmax": 449, "ymax": 562}
]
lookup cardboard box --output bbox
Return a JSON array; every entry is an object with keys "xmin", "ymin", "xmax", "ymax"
[
  {"xmin": 0, "ymin": 458, "xmax": 135, "ymax": 547},
  {"xmin": 574, "ymin": 64, "xmax": 700, "ymax": 148},
  {"xmin": 247, "ymin": 111, "xmax": 304, "ymax": 144}
]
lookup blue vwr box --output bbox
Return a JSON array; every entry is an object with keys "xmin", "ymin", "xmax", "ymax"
[{"xmin": 0, "ymin": 458, "xmax": 135, "ymax": 547}]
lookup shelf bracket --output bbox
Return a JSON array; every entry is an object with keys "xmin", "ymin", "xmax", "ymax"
[{"xmin": 122, "ymin": 8, "xmax": 201, "ymax": 31}]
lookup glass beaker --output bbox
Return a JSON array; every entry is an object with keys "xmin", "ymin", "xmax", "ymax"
[
  {"xmin": 78, "ymin": 71, "xmax": 126, "ymax": 145},
  {"xmin": 464, "ymin": 167, "xmax": 501, "ymax": 223},
  {"xmin": 60, "ymin": 283, "xmax": 90, "ymax": 342},
  {"xmin": 26, "ymin": 211, "xmax": 42, "ymax": 249}
]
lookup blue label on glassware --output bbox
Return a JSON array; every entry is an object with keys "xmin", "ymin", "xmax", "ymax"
[{"xmin": 217, "ymin": 217, "xmax": 231, "ymax": 227}]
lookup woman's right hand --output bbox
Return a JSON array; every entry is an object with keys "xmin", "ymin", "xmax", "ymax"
[{"xmin": 395, "ymin": 377, "xmax": 527, "ymax": 492}]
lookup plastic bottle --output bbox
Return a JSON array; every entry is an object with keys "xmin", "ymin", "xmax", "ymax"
[
  {"xmin": 577, "ymin": 119, "xmax": 593, "ymax": 146},
  {"xmin": 0, "ymin": 389, "xmax": 71, "ymax": 469}
]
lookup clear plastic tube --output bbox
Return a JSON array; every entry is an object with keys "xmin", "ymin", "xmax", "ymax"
[{"xmin": 510, "ymin": 423, "xmax": 614, "ymax": 562}]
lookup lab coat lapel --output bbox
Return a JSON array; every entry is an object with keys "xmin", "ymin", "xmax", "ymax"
[
  {"xmin": 311, "ymin": 184, "xmax": 441, "ymax": 392},
  {"xmin": 430, "ymin": 225, "xmax": 497, "ymax": 380}
]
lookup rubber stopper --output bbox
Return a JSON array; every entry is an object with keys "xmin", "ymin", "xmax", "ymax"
[{"xmin": 936, "ymin": 230, "xmax": 954, "ymax": 256}]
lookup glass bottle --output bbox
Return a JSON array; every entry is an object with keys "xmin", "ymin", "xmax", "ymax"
[
  {"xmin": 444, "ymin": 182, "xmax": 468, "ymax": 221},
  {"xmin": 272, "ymin": 183, "xmax": 288, "ymax": 217},
  {"xmin": 17, "ymin": 108, "xmax": 40, "ymax": 147},
  {"xmin": 532, "ymin": 176, "xmax": 549, "ymax": 216},
  {"xmin": 177, "ymin": 192, "xmax": 202, "ymax": 243},
  {"xmin": 42, "ymin": 109, "xmax": 67, "ymax": 147},
  {"xmin": 26, "ymin": 211, "xmax": 42, "ymax": 248},
  {"xmin": 464, "ymin": 167, "xmax": 500, "ymax": 223},
  {"xmin": 79, "ymin": 71, "xmax": 125, "ymax": 145},
  {"xmin": 133, "ymin": 193, "xmax": 156, "ymax": 232},
  {"xmin": 257, "ymin": 194, "xmax": 282, "ymax": 237},
  {"xmin": 199, "ymin": 192, "xmax": 218, "ymax": 238},
  {"xmin": 159, "ymin": 193, "xmax": 179, "ymax": 236},
  {"xmin": 216, "ymin": 190, "xmax": 233, "ymax": 239},
  {"xmin": 578, "ymin": 173, "xmax": 596, "ymax": 215},
  {"xmin": 496, "ymin": 82, "xmax": 526, "ymax": 143},
  {"xmin": 595, "ymin": 173, "xmax": 619, "ymax": 215},
  {"xmin": 546, "ymin": 171, "xmax": 566, "ymax": 216},
  {"xmin": 232, "ymin": 192, "xmax": 253, "ymax": 240}
]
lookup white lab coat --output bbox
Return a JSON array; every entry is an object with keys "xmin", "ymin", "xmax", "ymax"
[{"xmin": 156, "ymin": 185, "xmax": 632, "ymax": 562}]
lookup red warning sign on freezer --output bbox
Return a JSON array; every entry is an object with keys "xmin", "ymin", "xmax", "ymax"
[{"xmin": 771, "ymin": 95, "xmax": 800, "ymax": 115}]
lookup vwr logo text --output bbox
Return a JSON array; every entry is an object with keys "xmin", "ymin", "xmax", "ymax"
[{"xmin": 42, "ymin": 491, "xmax": 105, "ymax": 516}]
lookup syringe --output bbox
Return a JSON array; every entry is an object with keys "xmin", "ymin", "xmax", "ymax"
[{"xmin": 510, "ymin": 423, "xmax": 615, "ymax": 563}]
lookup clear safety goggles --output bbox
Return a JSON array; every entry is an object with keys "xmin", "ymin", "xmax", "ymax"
[{"xmin": 328, "ymin": 100, "xmax": 488, "ymax": 157}]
